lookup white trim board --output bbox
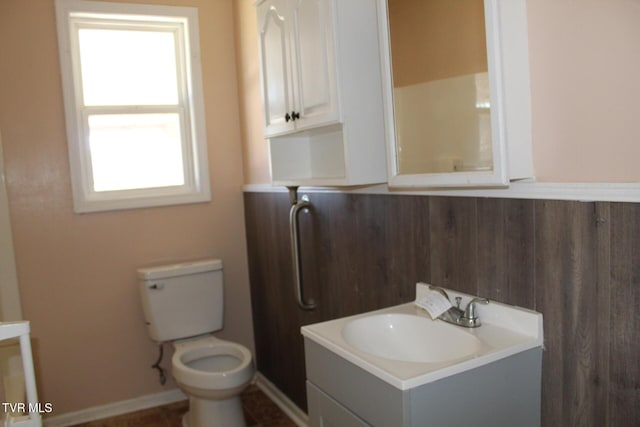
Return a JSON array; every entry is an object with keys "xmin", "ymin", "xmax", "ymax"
[
  {"xmin": 242, "ymin": 182, "xmax": 640, "ymax": 203},
  {"xmin": 254, "ymin": 372, "xmax": 308, "ymax": 426},
  {"xmin": 43, "ymin": 389, "xmax": 187, "ymax": 427}
]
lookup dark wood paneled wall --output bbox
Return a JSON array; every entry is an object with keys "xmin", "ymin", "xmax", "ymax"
[{"xmin": 243, "ymin": 191, "xmax": 640, "ymax": 426}]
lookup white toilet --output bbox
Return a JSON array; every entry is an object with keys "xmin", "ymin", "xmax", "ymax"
[{"xmin": 137, "ymin": 259, "xmax": 254, "ymax": 427}]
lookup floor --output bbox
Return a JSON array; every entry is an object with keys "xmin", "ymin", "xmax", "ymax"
[{"xmin": 70, "ymin": 385, "xmax": 298, "ymax": 427}]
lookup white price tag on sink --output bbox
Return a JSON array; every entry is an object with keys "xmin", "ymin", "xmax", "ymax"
[{"xmin": 416, "ymin": 290, "xmax": 453, "ymax": 319}]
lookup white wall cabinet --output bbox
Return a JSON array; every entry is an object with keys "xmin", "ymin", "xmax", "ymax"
[
  {"xmin": 257, "ymin": 0, "xmax": 338, "ymax": 137},
  {"xmin": 256, "ymin": 0, "xmax": 387, "ymax": 187}
]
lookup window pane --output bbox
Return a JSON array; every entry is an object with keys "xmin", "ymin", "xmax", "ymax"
[
  {"xmin": 78, "ymin": 28, "xmax": 179, "ymax": 106},
  {"xmin": 88, "ymin": 114, "xmax": 185, "ymax": 192}
]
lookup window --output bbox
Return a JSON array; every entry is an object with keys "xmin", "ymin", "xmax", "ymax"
[{"xmin": 55, "ymin": 0, "xmax": 210, "ymax": 212}]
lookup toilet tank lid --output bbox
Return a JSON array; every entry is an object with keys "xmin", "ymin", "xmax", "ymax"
[{"xmin": 137, "ymin": 259, "xmax": 222, "ymax": 280}]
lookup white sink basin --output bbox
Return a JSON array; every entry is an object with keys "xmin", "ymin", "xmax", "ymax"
[
  {"xmin": 301, "ymin": 283, "xmax": 543, "ymax": 390},
  {"xmin": 342, "ymin": 313, "xmax": 481, "ymax": 363}
]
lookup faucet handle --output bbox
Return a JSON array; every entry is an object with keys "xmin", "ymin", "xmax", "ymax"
[{"xmin": 463, "ymin": 297, "xmax": 489, "ymax": 321}]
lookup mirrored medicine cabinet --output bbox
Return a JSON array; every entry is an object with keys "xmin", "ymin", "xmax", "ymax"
[{"xmin": 379, "ymin": 0, "xmax": 533, "ymax": 188}]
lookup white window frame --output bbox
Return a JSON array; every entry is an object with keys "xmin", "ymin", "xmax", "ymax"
[{"xmin": 55, "ymin": 0, "xmax": 210, "ymax": 213}]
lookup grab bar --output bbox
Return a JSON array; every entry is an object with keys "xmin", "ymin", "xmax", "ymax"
[{"xmin": 289, "ymin": 191, "xmax": 315, "ymax": 310}]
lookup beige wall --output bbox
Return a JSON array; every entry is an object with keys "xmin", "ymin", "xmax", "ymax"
[
  {"xmin": 528, "ymin": 0, "xmax": 640, "ymax": 182},
  {"xmin": 233, "ymin": 0, "xmax": 271, "ymax": 185},
  {"xmin": 388, "ymin": 0, "xmax": 487, "ymax": 88},
  {"xmin": 236, "ymin": 0, "xmax": 640, "ymax": 184},
  {"xmin": 0, "ymin": 0, "xmax": 253, "ymax": 415}
]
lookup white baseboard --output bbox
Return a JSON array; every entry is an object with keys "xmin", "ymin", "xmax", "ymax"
[
  {"xmin": 254, "ymin": 372, "xmax": 308, "ymax": 427},
  {"xmin": 43, "ymin": 388, "xmax": 187, "ymax": 427},
  {"xmin": 42, "ymin": 374, "xmax": 307, "ymax": 427}
]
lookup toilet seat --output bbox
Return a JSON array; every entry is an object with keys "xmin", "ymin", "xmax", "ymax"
[{"xmin": 172, "ymin": 336, "xmax": 254, "ymax": 391}]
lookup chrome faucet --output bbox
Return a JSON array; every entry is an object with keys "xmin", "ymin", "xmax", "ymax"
[{"xmin": 429, "ymin": 286, "xmax": 489, "ymax": 328}]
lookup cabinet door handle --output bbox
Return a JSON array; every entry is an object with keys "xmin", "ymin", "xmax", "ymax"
[
  {"xmin": 291, "ymin": 111, "xmax": 300, "ymax": 121},
  {"xmin": 285, "ymin": 112, "xmax": 291, "ymax": 122}
]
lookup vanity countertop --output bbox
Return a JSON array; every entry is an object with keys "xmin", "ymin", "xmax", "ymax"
[{"xmin": 301, "ymin": 284, "xmax": 543, "ymax": 390}]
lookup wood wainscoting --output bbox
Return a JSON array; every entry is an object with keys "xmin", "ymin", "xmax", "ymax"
[{"xmin": 243, "ymin": 191, "xmax": 639, "ymax": 427}]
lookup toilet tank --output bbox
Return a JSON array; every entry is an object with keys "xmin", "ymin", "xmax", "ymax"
[{"xmin": 138, "ymin": 259, "xmax": 223, "ymax": 342}]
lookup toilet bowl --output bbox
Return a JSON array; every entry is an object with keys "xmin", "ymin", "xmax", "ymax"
[{"xmin": 172, "ymin": 336, "xmax": 254, "ymax": 427}]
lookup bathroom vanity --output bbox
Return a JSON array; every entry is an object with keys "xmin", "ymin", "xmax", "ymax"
[{"xmin": 301, "ymin": 285, "xmax": 543, "ymax": 427}]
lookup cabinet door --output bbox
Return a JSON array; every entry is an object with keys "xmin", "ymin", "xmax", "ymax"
[
  {"xmin": 290, "ymin": 0, "xmax": 339, "ymax": 131},
  {"xmin": 307, "ymin": 382, "xmax": 370, "ymax": 427},
  {"xmin": 257, "ymin": 0, "xmax": 296, "ymax": 136}
]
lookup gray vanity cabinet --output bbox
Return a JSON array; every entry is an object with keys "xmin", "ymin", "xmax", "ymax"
[{"xmin": 304, "ymin": 338, "xmax": 542, "ymax": 427}]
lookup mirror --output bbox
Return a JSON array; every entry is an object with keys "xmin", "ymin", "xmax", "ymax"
[
  {"xmin": 380, "ymin": 0, "xmax": 533, "ymax": 188},
  {"xmin": 390, "ymin": 0, "xmax": 491, "ymax": 175}
]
